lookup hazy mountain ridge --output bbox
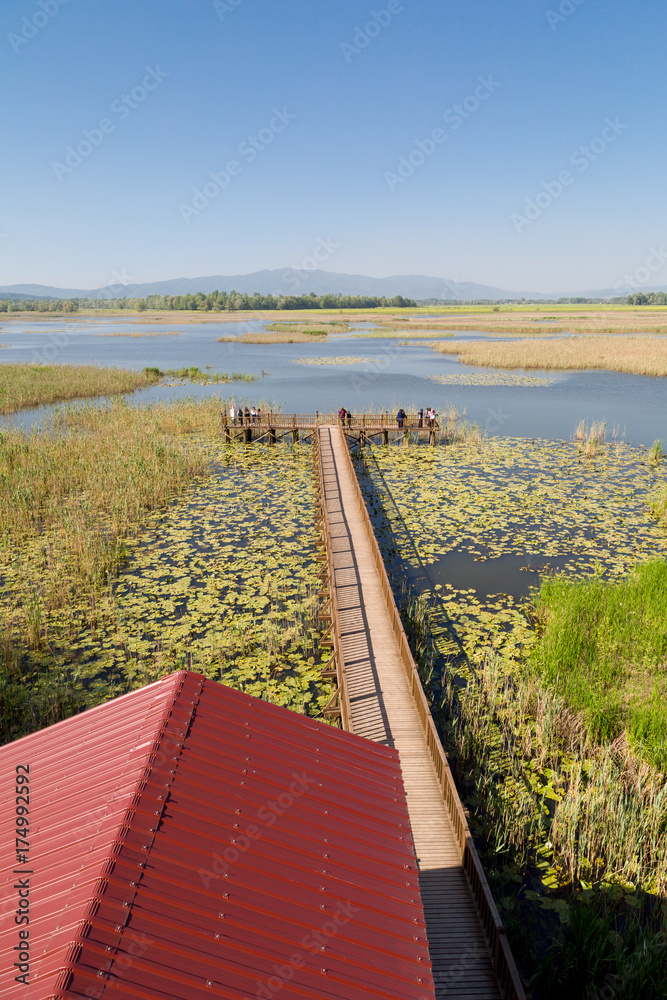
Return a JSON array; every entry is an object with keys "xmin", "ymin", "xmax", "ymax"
[{"xmin": 1, "ymin": 271, "xmax": 663, "ymax": 302}]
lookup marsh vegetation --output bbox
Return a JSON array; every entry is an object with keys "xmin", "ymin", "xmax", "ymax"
[
  {"xmin": 217, "ymin": 320, "xmax": 351, "ymax": 344},
  {"xmin": 0, "ymin": 363, "xmax": 160, "ymax": 414},
  {"xmin": 354, "ymin": 431, "xmax": 667, "ymax": 998},
  {"xmin": 372, "ymin": 306, "xmax": 667, "ymax": 337},
  {"xmin": 0, "ymin": 398, "xmax": 330, "ymax": 741},
  {"xmin": 430, "ymin": 335, "xmax": 667, "ymax": 377}
]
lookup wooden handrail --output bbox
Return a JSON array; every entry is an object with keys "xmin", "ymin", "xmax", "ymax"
[
  {"xmin": 330, "ymin": 428, "xmax": 526, "ymax": 1000},
  {"xmin": 221, "ymin": 412, "xmax": 440, "ymax": 430}
]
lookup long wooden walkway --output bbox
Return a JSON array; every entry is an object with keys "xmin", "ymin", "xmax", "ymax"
[{"xmin": 316, "ymin": 425, "xmax": 524, "ymax": 1000}]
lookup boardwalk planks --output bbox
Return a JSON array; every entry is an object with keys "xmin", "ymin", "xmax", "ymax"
[{"xmin": 316, "ymin": 424, "xmax": 525, "ymax": 1000}]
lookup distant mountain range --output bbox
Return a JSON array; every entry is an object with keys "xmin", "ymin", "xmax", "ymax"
[{"xmin": 1, "ymin": 270, "xmax": 664, "ymax": 302}]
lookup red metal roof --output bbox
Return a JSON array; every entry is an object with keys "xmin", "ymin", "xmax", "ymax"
[{"xmin": 0, "ymin": 672, "xmax": 435, "ymax": 1000}]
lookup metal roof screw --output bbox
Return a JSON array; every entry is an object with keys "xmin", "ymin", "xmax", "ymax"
[{"xmin": 219, "ymin": 913, "xmax": 225, "ymax": 918}]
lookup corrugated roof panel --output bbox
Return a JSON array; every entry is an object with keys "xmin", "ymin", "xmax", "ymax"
[{"xmin": 0, "ymin": 672, "xmax": 435, "ymax": 1000}]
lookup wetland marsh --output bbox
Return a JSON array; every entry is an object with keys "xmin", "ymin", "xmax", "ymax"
[
  {"xmin": 2, "ymin": 309, "xmax": 667, "ymax": 996},
  {"xmin": 0, "ymin": 398, "xmax": 330, "ymax": 741},
  {"xmin": 354, "ymin": 433, "xmax": 667, "ymax": 997}
]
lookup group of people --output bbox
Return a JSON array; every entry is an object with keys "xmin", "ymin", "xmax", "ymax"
[
  {"xmin": 397, "ymin": 407, "xmax": 438, "ymax": 429},
  {"xmin": 228, "ymin": 404, "xmax": 262, "ymax": 425},
  {"xmin": 338, "ymin": 407, "xmax": 353, "ymax": 427}
]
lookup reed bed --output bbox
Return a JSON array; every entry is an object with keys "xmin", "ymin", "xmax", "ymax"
[
  {"xmin": 265, "ymin": 321, "xmax": 351, "ymax": 334},
  {"xmin": 430, "ymin": 335, "xmax": 667, "ymax": 376},
  {"xmin": 652, "ymin": 486, "xmax": 667, "ymax": 527},
  {"xmin": 0, "ymin": 399, "xmax": 329, "ymax": 741},
  {"xmin": 0, "ymin": 363, "xmax": 159, "ymax": 414},
  {"xmin": 0, "ymin": 398, "xmax": 219, "ymax": 615},
  {"xmin": 356, "ymin": 434, "xmax": 667, "ymax": 994},
  {"xmin": 443, "ymin": 656, "xmax": 667, "ymax": 893},
  {"xmin": 378, "ymin": 308, "xmax": 667, "ymax": 336},
  {"xmin": 217, "ymin": 330, "xmax": 327, "ymax": 344}
]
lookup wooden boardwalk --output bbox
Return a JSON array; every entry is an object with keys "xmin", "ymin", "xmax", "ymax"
[{"xmin": 317, "ymin": 425, "xmax": 522, "ymax": 1000}]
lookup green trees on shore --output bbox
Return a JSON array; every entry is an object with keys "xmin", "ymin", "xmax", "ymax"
[{"xmin": 0, "ymin": 291, "xmax": 417, "ymax": 313}]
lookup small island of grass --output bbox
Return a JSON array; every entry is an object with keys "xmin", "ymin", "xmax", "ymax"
[{"xmin": 0, "ymin": 363, "xmax": 161, "ymax": 415}]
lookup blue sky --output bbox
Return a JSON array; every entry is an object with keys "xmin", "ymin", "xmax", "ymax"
[{"xmin": 1, "ymin": 0, "xmax": 665, "ymax": 292}]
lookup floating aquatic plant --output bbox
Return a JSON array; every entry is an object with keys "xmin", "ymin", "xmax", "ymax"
[
  {"xmin": 428, "ymin": 372, "xmax": 558, "ymax": 387},
  {"xmin": 290, "ymin": 357, "xmax": 373, "ymax": 366}
]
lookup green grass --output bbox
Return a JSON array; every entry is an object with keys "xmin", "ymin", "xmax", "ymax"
[
  {"xmin": 652, "ymin": 486, "xmax": 667, "ymax": 527},
  {"xmin": 152, "ymin": 366, "xmax": 257, "ymax": 382},
  {"xmin": 0, "ymin": 363, "xmax": 160, "ymax": 414},
  {"xmin": 530, "ymin": 561, "xmax": 667, "ymax": 766},
  {"xmin": 264, "ymin": 321, "xmax": 350, "ymax": 333}
]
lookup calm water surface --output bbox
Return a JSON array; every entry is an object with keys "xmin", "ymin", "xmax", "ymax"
[{"xmin": 1, "ymin": 318, "xmax": 665, "ymax": 445}]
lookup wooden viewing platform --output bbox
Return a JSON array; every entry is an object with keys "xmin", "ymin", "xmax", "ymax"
[
  {"xmin": 221, "ymin": 411, "xmax": 451, "ymax": 445},
  {"xmin": 313, "ymin": 424, "xmax": 526, "ymax": 1000}
]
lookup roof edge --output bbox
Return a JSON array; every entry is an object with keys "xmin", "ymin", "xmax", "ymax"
[{"xmin": 45, "ymin": 672, "xmax": 204, "ymax": 999}]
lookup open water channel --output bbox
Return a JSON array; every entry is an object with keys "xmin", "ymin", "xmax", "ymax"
[{"xmin": 1, "ymin": 316, "xmax": 666, "ymax": 445}]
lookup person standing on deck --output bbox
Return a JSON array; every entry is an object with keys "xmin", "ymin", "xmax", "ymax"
[
  {"xmin": 244, "ymin": 406, "xmax": 250, "ymax": 424},
  {"xmin": 229, "ymin": 403, "xmax": 236, "ymax": 425},
  {"xmin": 418, "ymin": 408, "xmax": 424, "ymax": 428},
  {"xmin": 251, "ymin": 405, "xmax": 257, "ymax": 424},
  {"xmin": 346, "ymin": 410, "xmax": 352, "ymax": 428}
]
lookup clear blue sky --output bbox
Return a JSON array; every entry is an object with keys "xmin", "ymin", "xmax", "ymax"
[{"xmin": 1, "ymin": 0, "xmax": 665, "ymax": 293}]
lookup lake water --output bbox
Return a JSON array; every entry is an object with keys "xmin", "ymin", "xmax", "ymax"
[{"xmin": 1, "ymin": 317, "xmax": 665, "ymax": 445}]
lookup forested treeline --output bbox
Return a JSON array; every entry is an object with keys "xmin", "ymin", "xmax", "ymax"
[
  {"xmin": 619, "ymin": 291, "xmax": 667, "ymax": 305},
  {"xmin": 0, "ymin": 291, "xmax": 417, "ymax": 313}
]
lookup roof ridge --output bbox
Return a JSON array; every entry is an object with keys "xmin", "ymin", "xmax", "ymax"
[{"xmin": 46, "ymin": 672, "xmax": 205, "ymax": 999}]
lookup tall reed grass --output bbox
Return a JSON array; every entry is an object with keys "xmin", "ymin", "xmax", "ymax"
[
  {"xmin": 0, "ymin": 363, "xmax": 159, "ymax": 414},
  {"xmin": 442, "ymin": 656, "xmax": 667, "ymax": 893},
  {"xmin": 0, "ymin": 398, "xmax": 223, "ymax": 626},
  {"xmin": 431, "ymin": 335, "xmax": 667, "ymax": 376}
]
